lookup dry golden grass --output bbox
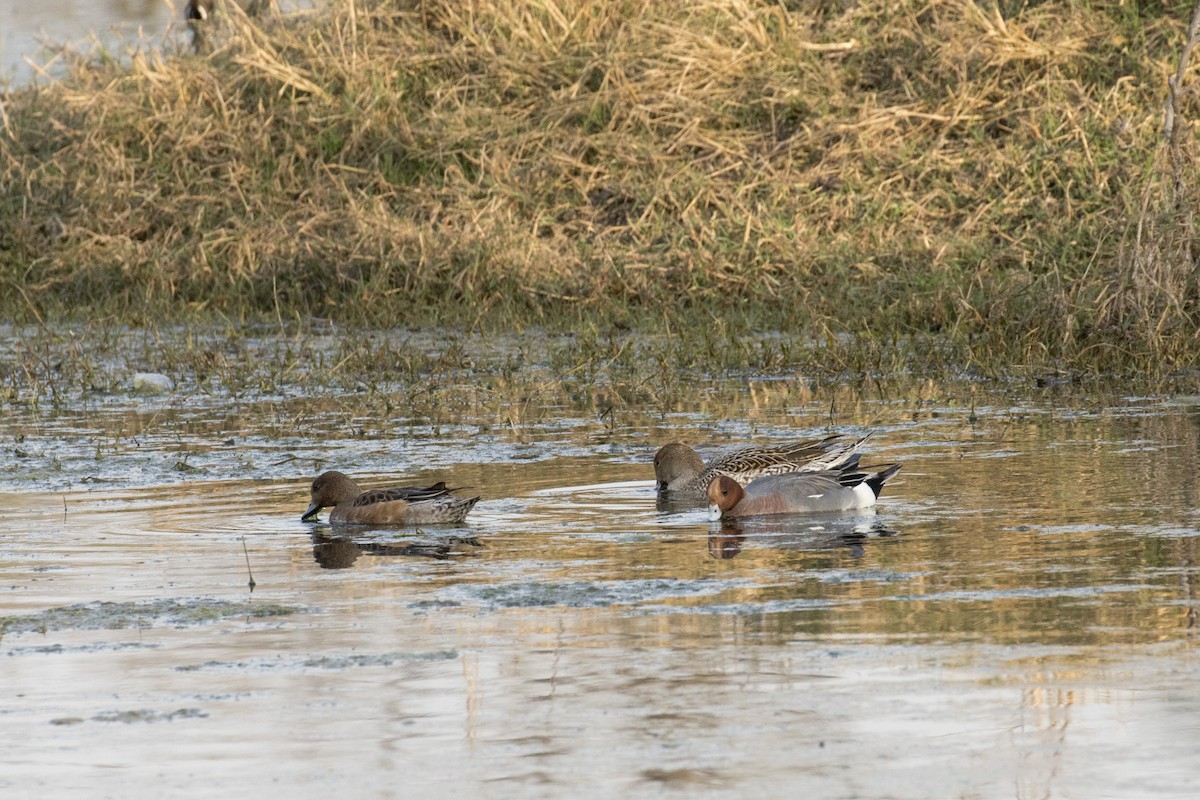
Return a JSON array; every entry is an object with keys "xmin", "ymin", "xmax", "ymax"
[
  {"xmin": 1, "ymin": 0, "xmax": 1198, "ymax": 374},
  {"xmin": 1100, "ymin": 0, "xmax": 1200, "ymax": 366}
]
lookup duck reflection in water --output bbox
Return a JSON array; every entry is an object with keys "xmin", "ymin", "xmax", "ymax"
[
  {"xmin": 707, "ymin": 527, "xmax": 746, "ymax": 560},
  {"xmin": 706, "ymin": 515, "xmax": 897, "ymax": 560},
  {"xmin": 311, "ymin": 530, "xmax": 484, "ymax": 570}
]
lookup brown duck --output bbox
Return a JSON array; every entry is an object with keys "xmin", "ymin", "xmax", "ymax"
[{"xmin": 302, "ymin": 470, "xmax": 479, "ymax": 525}]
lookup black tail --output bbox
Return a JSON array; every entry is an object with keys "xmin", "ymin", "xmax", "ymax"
[{"xmin": 864, "ymin": 464, "xmax": 901, "ymax": 498}]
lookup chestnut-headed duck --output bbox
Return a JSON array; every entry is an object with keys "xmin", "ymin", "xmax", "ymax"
[
  {"xmin": 707, "ymin": 463, "xmax": 901, "ymax": 520},
  {"xmin": 301, "ymin": 470, "xmax": 479, "ymax": 525},
  {"xmin": 654, "ymin": 434, "xmax": 869, "ymax": 496}
]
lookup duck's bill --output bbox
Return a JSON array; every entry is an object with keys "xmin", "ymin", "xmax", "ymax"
[
  {"xmin": 301, "ymin": 502, "xmax": 320, "ymax": 521},
  {"xmin": 707, "ymin": 504, "xmax": 722, "ymax": 521}
]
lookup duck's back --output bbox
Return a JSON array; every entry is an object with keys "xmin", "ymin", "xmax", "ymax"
[
  {"xmin": 331, "ymin": 482, "xmax": 479, "ymax": 524},
  {"xmin": 738, "ymin": 471, "xmax": 874, "ymax": 515},
  {"xmin": 699, "ymin": 435, "xmax": 861, "ymax": 490}
]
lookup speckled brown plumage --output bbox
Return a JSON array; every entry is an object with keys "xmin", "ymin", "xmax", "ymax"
[{"xmin": 302, "ymin": 470, "xmax": 479, "ymax": 525}]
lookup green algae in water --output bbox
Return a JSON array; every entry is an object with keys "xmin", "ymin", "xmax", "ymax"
[{"xmin": 0, "ymin": 598, "xmax": 303, "ymax": 636}]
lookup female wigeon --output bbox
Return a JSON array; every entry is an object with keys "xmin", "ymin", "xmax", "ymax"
[
  {"xmin": 654, "ymin": 434, "xmax": 869, "ymax": 496},
  {"xmin": 707, "ymin": 463, "xmax": 901, "ymax": 520},
  {"xmin": 301, "ymin": 470, "xmax": 479, "ymax": 525}
]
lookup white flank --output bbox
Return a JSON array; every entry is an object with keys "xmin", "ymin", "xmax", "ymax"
[{"xmin": 851, "ymin": 482, "xmax": 877, "ymax": 508}]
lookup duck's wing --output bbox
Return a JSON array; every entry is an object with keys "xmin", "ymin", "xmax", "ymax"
[
  {"xmin": 707, "ymin": 434, "xmax": 869, "ymax": 481},
  {"xmin": 743, "ymin": 471, "xmax": 846, "ymax": 499},
  {"xmin": 351, "ymin": 482, "xmax": 456, "ymax": 507},
  {"xmin": 789, "ymin": 433, "xmax": 871, "ymax": 472}
]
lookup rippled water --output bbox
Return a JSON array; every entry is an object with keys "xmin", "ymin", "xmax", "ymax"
[{"xmin": 4, "ymin": 328, "xmax": 1200, "ymax": 797}]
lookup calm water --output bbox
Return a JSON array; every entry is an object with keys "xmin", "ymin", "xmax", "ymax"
[{"xmin": 3, "ymin": 328, "xmax": 1200, "ymax": 797}]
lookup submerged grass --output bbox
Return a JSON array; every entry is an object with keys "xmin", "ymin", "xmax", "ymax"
[{"xmin": 1, "ymin": 0, "xmax": 1200, "ymax": 375}]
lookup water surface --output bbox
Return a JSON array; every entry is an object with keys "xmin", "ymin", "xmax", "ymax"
[
  {"xmin": 2, "ymin": 0, "xmax": 178, "ymax": 85},
  {"xmin": 1, "ymin": 0, "xmax": 310, "ymax": 85},
  {"xmin": 3, "ymin": 327, "xmax": 1200, "ymax": 797}
]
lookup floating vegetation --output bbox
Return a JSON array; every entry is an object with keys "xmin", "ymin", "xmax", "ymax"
[
  {"xmin": 442, "ymin": 578, "xmax": 747, "ymax": 610},
  {"xmin": 0, "ymin": 598, "xmax": 302, "ymax": 636},
  {"xmin": 90, "ymin": 708, "xmax": 208, "ymax": 724},
  {"xmin": 175, "ymin": 649, "xmax": 459, "ymax": 672},
  {"xmin": 299, "ymin": 650, "xmax": 458, "ymax": 669},
  {"xmin": 6, "ymin": 641, "xmax": 161, "ymax": 656}
]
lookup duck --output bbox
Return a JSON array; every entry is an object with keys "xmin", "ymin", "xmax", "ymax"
[
  {"xmin": 185, "ymin": 0, "xmax": 210, "ymax": 21},
  {"xmin": 185, "ymin": 0, "xmax": 274, "ymax": 20},
  {"xmin": 185, "ymin": 0, "xmax": 212, "ymax": 53},
  {"xmin": 707, "ymin": 463, "xmax": 901, "ymax": 520},
  {"xmin": 654, "ymin": 434, "xmax": 869, "ymax": 496},
  {"xmin": 301, "ymin": 470, "xmax": 480, "ymax": 525},
  {"xmin": 185, "ymin": 0, "xmax": 275, "ymax": 53}
]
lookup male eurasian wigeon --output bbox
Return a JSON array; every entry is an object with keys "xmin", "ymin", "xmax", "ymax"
[
  {"xmin": 654, "ymin": 434, "xmax": 869, "ymax": 496},
  {"xmin": 706, "ymin": 463, "xmax": 901, "ymax": 520},
  {"xmin": 301, "ymin": 470, "xmax": 479, "ymax": 525}
]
